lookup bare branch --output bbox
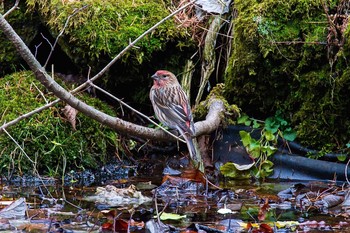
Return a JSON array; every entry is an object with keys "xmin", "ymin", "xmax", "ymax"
[
  {"xmin": 0, "ymin": 1, "xmax": 214, "ymax": 143},
  {"xmin": 43, "ymin": 5, "xmax": 88, "ymax": 68},
  {"xmin": 3, "ymin": 0, "xmax": 20, "ymax": 18},
  {"xmin": 87, "ymin": 79, "xmax": 186, "ymax": 143},
  {"xmin": 0, "ymin": 0, "xmax": 198, "ymax": 134}
]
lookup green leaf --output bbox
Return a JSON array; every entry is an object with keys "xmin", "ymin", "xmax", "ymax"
[
  {"xmin": 337, "ymin": 154, "xmax": 347, "ymax": 162},
  {"xmin": 220, "ymin": 162, "xmax": 251, "ymax": 178},
  {"xmin": 282, "ymin": 128, "xmax": 297, "ymax": 141},
  {"xmin": 239, "ymin": 131, "xmax": 251, "ymax": 147},
  {"xmin": 237, "ymin": 115, "xmax": 249, "ymax": 125},
  {"xmin": 252, "ymin": 120, "xmax": 261, "ymax": 129},
  {"xmin": 346, "ymin": 143, "xmax": 350, "ymax": 148},
  {"xmin": 155, "ymin": 212, "xmax": 186, "ymax": 221},
  {"xmin": 220, "ymin": 162, "xmax": 237, "ymax": 178},
  {"xmin": 244, "ymin": 120, "xmax": 252, "ymax": 126},
  {"xmin": 264, "ymin": 130, "xmax": 275, "ymax": 141},
  {"xmin": 265, "ymin": 117, "xmax": 279, "ymax": 133},
  {"xmin": 261, "ymin": 160, "xmax": 274, "ymax": 173},
  {"xmin": 261, "ymin": 145, "xmax": 277, "ymax": 156}
]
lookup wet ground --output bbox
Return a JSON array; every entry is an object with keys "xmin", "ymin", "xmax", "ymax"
[{"xmin": 0, "ymin": 170, "xmax": 349, "ymax": 233}]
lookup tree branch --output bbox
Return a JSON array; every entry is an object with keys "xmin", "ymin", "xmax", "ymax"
[
  {"xmin": 0, "ymin": 0, "xmax": 197, "ymax": 132},
  {"xmin": 3, "ymin": 0, "xmax": 20, "ymax": 18},
  {"xmin": 0, "ymin": 0, "xmax": 225, "ymax": 142}
]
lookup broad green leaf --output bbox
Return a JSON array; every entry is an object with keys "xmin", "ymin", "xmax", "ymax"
[
  {"xmin": 337, "ymin": 154, "xmax": 347, "ymax": 162},
  {"xmin": 265, "ymin": 117, "xmax": 279, "ymax": 133},
  {"xmin": 252, "ymin": 120, "xmax": 261, "ymax": 129},
  {"xmin": 282, "ymin": 128, "xmax": 297, "ymax": 141},
  {"xmin": 220, "ymin": 162, "xmax": 252, "ymax": 178},
  {"xmin": 261, "ymin": 145, "xmax": 277, "ymax": 156},
  {"xmin": 346, "ymin": 143, "xmax": 350, "ymax": 148},
  {"xmin": 220, "ymin": 162, "xmax": 238, "ymax": 178},
  {"xmin": 239, "ymin": 131, "xmax": 251, "ymax": 147},
  {"xmin": 237, "ymin": 115, "xmax": 249, "ymax": 124},
  {"xmin": 249, "ymin": 140, "xmax": 260, "ymax": 150},
  {"xmin": 264, "ymin": 130, "xmax": 275, "ymax": 141}
]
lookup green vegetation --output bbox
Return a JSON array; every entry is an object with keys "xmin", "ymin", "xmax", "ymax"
[
  {"xmin": 224, "ymin": 0, "xmax": 350, "ymax": 153},
  {"xmin": 0, "ymin": 1, "xmax": 39, "ymax": 76},
  {"xmin": 0, "ymin": 71, "xmax": 118, "ymax": 176},
  {"xmin": 23, "ymin": 0, "xmax": 196, "ymax": 105},
  {"xmin": 220, "ymin": 112, "xmax": 297, "ymax": 179},
  {"xmin": 26, "ymin": 0, "xmax": 192, "ymax": 68}
]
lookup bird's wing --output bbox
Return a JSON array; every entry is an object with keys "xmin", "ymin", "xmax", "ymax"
[{"xmin": 152, "ymin": 87, "xmax": 194, "ymax": 135}]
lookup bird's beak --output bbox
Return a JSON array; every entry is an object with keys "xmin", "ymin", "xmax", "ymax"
[{"xmin": 151, "ymin": 74, "xmax": 159, "ymax": 80}]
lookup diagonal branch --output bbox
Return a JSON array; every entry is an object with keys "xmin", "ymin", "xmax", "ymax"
[
  {"xmin": 0, "ymin": 0, "xmax": 197, "ymax": 134},
  {"xmin": 3, "ymin": 0, "xmax": 20, "ymax": 18},
  {"xmin": 0, "ymin": 0, "xmax": 225, "ymax": 142}
]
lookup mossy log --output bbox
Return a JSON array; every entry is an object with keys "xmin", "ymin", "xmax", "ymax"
[{"xmin": 195, "ymin": 15, "xmax": 223, "ymax": 106}]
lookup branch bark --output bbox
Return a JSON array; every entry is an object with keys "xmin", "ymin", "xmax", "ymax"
[{"xmin": 0, "ymin": 9, "xmax": 225, "ymax": 142}]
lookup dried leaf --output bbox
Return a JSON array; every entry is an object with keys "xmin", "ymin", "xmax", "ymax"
[
  {"xmin": 258, "ymin": 199, "xmax": 270, "ymax": 221},
  {"xmin": 62, "ymin": 105, "xmax": 78, "ymax": 130},
  {"xmin": 259, "ymin": 223, "xmax": 273, "ymax": 233}
]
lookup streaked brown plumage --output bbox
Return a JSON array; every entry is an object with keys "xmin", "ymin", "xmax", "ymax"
[{"xmin": 150, "ymin": 70, "xmax": 197, "ymax": 160}]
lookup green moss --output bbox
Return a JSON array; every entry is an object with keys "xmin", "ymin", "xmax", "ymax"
[
  {"xmin": 194, "ymin": 83, "xmax": 240, "ymax": 125},
  {"xmin": 0, "ymin": 1, "xmax": 39, "ymax": 76},
  {"xmin": 0, "ymin": 71, "xmax": 118, "ymax": 176},
  {"xmin": 224, "ymin": 0, "xmax": 349, "ymax": 152},
  {"xmin": 26, "ymin": 0, "xmax": 192, "ymax": 68}
]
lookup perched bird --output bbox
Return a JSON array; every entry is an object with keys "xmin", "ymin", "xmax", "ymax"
[{"xmin": 149, "ymin": 70, "xmax": 198, "ymax": 161}]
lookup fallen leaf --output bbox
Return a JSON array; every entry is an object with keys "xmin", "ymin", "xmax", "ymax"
[
  {"xmin": 62, "ymin": 105, "xmax": 78, "ymax": 130},
  {"xmin": 155, "ymin": 212, "xmax": 186, "ymax": 221},
  {"xmin": 258, "ymin": 199, "xmax": 270, "ymax": 221}
]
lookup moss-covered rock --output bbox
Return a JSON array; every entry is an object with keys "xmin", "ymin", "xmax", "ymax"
[
  {"xmin": 0, "ymin": 1, "xmax": 39, "ymax": 76},
  {"xmin": 0, "ymin": 71, "xmax": 118, "ymax": 176},
  {"xmin": 23, "ymin": 0, "xmax": 196, "ymax": 106},
  {"xmin": 26, "ymin": 0, "xmax": 193, "ymax": 69},
  {"xmin": 224, "ymin": 0, "xmax": 349, "ymax": 152}
]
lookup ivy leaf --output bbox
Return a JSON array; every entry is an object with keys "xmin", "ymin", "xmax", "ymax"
[
  {"xmin": 237, "ymin": 115, "xmax": 250, "ymax": 125},
  {"xmin": 265, "ymin": 117, "xmax": 279, "ymax": 133},
  {"xmin": 239, "ymin": 131, "xmax": 251, "ymax": 147},
  {"xmin": 261, "ymin": 145, "xmax": 277, "ymax": 156},
  {"xmin": 253, "ymin": 120, "xmax": 261, "ymax": 129},
  {"xmin": 220, "ymin": 162, "xmax": 251, "ymax": 178},
  {"xmin": 264, "ymin": 130, "xmax": 275, "ymax": 141},
  {"xmin": 282, "ymin": 128, "xmax": 297, "ymax": 141},
  {"xmin": 337, "ymin": 154, "xmax": 347, "ymax": 162}
]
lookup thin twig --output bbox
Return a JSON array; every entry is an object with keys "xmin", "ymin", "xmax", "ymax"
[
  {"xmin": 3, "ymin": 0, "xmax": 20, "ymax": 18},
  {"xmin": 0, "ymin": 0, "xmax": 197, "ymax": 134},
  {"xmin": 31, "ymin": 82, "xmax": 48, "ymax": 104},
  {"xmin": 87, "ymin": 80, "xmax": 186, "ymax": 143},
  {"xmin": 85, "ymin": 0, "xmax": 197, "ymax": 86},
  {"xmin": 34, "ymin": 42, "xmax": 42, "ymax": 58},
  {"xmin": 44, "ymin": 5, "xmax": 88, "ymax": 68},
  {"xmin": 0, "ymin": 99, "xmax": 61, "ymax": 132},
  {"xmin": 3, "ymin": 128, "xmax": 35, "ymax": 164}
]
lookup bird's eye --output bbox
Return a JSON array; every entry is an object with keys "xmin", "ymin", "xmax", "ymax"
[{"xmin": 162, "ymin": 75, "xmax": 167, "ymax": 78}]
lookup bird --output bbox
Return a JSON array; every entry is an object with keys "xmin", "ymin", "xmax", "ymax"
[{"xmin": 149, "ymin": 70, "xmax": 198, "ymax": 162}]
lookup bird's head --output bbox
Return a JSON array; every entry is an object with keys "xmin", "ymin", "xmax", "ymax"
[{"xmin": 151, "ymin": 70, "xmax": 178, "ymax": 87}]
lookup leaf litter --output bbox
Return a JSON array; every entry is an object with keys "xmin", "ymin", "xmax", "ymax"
[{"xmin": 0, "ymin": 168, "xmax": 349, "ymax": 232}]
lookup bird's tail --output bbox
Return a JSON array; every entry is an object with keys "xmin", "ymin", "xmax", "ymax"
[{"xmin": 183, "ymin": 133, "xmax": 198, "ymax": 162}]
